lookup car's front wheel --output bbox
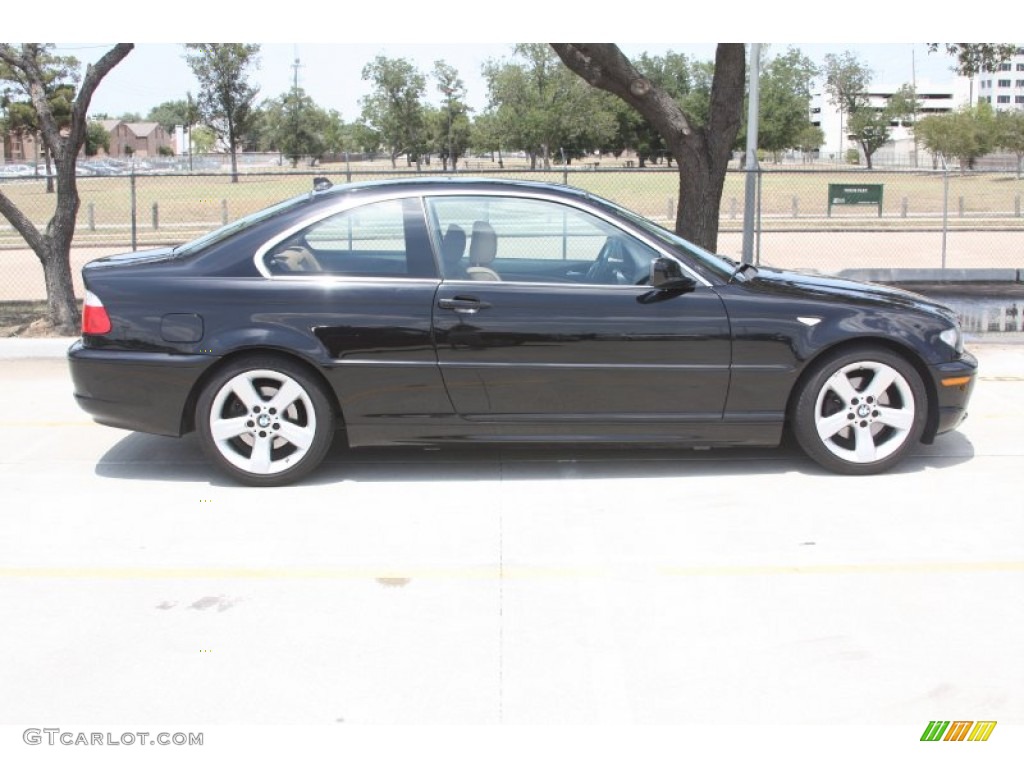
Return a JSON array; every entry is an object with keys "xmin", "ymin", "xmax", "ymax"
[
  {"xmin": 791, "ymin": 346, "xmax": 927, "ymax": 475},
  {"xmin": 196, "ymin": 357, "xmax": 335, "ymax": 486}
]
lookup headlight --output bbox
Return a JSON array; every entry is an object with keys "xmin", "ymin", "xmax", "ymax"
[{"xmin": 939, "ymin": 325, "xmax": 963, "ymax": 355}]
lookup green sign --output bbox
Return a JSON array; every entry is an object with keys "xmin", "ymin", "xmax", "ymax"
[{"xmin": 828, "ymin": 183, "xmax": 883, "ymax": 217}]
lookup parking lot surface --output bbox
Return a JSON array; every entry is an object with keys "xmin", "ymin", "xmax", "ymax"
[{"xmin": 0, "ymin": 339, "xmax": 1021, "ymax": 763}]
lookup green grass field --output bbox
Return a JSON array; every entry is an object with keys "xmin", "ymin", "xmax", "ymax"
[{"xmin": 1, "ymin": 161, "xmax": 1022, "ymax": 250}]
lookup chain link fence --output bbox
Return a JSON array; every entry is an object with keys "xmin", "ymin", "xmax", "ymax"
[{"xmin": 2, "ymin": 162, "xmax": 1022, "ymax": 300}]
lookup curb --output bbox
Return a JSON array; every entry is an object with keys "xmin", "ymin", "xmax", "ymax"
[
  {"xmin": 0, "ymin": 337, "xmax": 76, "ymax": 359},
  {"xmin": 838, "ymin": 268, "xmax": 1022, "ymax": 284}
]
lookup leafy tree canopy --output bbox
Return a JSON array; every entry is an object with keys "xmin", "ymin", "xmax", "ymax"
[
  {"xmin": 483, "ymin": 44, "xmax": 616, "ymax": 168},
  {"xmin": 753, "ymin": 47, "xmax": 819, "ymax": 159},
  {"xmin": 146, "ymin": 99, "xmax": 192, "ymax": 133},
  {"xmin": 359, "ymin": 55, "xmax": 427, "ymax": 167},
  {"xmin": 184, "ymin": 43, "xmax": 261, "ymax": 181},
  {"xmin": 916, "ymin": 102, "xmax": 998, "ymax": 170},
  {"xmin": 260, "ymin": 86, "xmax": 329, "ymax": 165},
  {"xmin": 927, "ymin": 43, "xmax": 1019, "ymax": 78}
]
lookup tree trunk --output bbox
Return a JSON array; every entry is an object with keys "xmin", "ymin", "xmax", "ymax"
[
  {"xmin": 861, "ymin": 141, "xmax": 874, "ymax": 170},
  {"xmin": 551, "ymin": 43, "xmax": 744, "ymax": 252},
  {"xmin": 0, "ymin": 152, "xmax": 82, "ymax": 334},
  {"xmin": 41, "ymin": 238, "xmax": 79, "ymax": 332},
  {"xmin": 670, "ymin": 135, "xmax": 729, "ymax": 253},
  {"xmin": 44, "ymin": 150, "xmax": 55, "ymax": 194}
]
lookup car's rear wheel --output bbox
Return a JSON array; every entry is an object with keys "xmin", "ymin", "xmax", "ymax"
[
  {"xmin": 791, "ymin": 346, "xmax": 927, "ymax": 475},
  {"xmin": 196, "ymin": 357, "xmax": 334, "ymax": 486}
]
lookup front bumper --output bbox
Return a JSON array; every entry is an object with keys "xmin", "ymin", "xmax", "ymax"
[
  {"xmin": 928, "ymin": 349, "xmax": 978, "ymax": 438},
  {"xmin": 68, "ymin": 340, "xmax": 216, "ymax": 437}
]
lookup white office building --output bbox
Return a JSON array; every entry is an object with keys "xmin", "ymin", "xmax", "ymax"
[
  {"xmin": 976, "ymin": 47, "xmax": 1024, "ymax": 112},
  {"xmin": 808, "ymin": 77, "xmax": 970, "ymax": 165}
]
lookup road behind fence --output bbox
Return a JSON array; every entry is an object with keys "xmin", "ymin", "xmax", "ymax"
[{"xmin": 2, "ymin": 165, "xmax": 1022, "ymax": 301}]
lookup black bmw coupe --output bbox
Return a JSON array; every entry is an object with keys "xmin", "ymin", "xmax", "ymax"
[{"xmin": 69, "ymin": 177, "xmax": 977, "ymax": 485}]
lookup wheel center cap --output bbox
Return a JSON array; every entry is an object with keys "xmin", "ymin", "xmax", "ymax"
[
  {"xmin": 856, "ymin": 404, "xmax": 871, "ymax": 418},
  {"xmin": 257, "ymin": 414, "xmax": 272, "ymax": 428}
]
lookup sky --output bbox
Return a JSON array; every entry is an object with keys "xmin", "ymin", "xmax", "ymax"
[
  {"xmin": 63, "ymin": 42, "xmax": 967, "ymax": 124},
  {"xmin": 13, "ymin": 2, "xmax": 998, "ymax": 122}
]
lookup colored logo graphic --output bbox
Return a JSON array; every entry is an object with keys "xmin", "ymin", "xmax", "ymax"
[{"xmin": 920, "ymin": 721, "xmax": 997, "ymax": 741}]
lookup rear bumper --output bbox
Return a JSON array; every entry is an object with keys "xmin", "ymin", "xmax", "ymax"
[{"xmin": 68, "ymin": 341, "xmax": 216, "ymax": 437}]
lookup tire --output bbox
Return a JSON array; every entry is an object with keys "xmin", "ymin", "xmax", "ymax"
[
  {"xmin": 791, "ymin": 346, "xmax": 927, "ymax": 475},
  {"xmin": 196, "ymin": 356, "xmax": 335, "ymax": 486}
]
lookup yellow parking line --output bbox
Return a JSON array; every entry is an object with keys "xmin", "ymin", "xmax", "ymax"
[
  {"xmin": 0, "ymin": 561, "xmax": 1021, "ymax": 581},
  {"xmin": 658, "ymin": 561, "xmax": 1024, "ymax": 576},
  {"xmin": 0, "ymin": 421, "xmax": 95, "ymax": 428}
]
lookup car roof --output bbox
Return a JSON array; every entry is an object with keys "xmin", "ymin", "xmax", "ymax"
[{"xmin": 310, "ymin": 175, "xmax": 596, "ymax": 204}]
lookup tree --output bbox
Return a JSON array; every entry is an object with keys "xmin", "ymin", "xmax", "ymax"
[
  {"xmin": 321, "ymin": 109, "xmax": 351, "ymax": 157},
  {"xmin": 795, "ymin": 124, "xmax": 825, "ymax": 161},
  {"xmin": 189, "ymin": 124, "xmax": 216, "ymax": 155},
  {"xmin": 845, "ymin": 108, "xmax": 893, "ymax": 169},
  {"xmin": 261, "ymin": 87, "xmax": 328, "ymax": 166},
  {"xmin": 470, "ymin": 111, "xmax": 504, "ymax": 165},
  {"xmin": 821, "ymin": 51, "xmax": 893, "ymax": 169},
  {"xmin": 916, "ymin": 103, "xmax": 998, "ymax": 171},
  {"xmin": 484, "ymin": 44, "xmax": 616, "ymax": 169},
  {"xmin": 359, "ymin": 56, "xmax": 427, "ymax": 168},
  {"xmin": 885, "ymin": 83, "xmax": 920, "ymax": 164},
  {"xmin": 755, "ymin": 47, "xmax": 819, "ymax": 161},
  {"xmin": 1, "ymin": 54, "xmax": 77, "ymax": 192},
  {"xmin": 995, "ymin": 109, "xmax": 1024, "ymax": 178},
  {"xmin": 551, "ymin": 43, "xmax": 745, "ymax": 252},
  {"xmin": 0, "ymin": 43, "xmax": 133, "ymax": 333},
  {"xmin": 146, "ymin": 99, "xmax": 191, "ymax": 133},
  {"xmin": 349, "ymin": 121, "xmax": 382, "ymax": 156},
  {"xmin": 927, "ymin": 44, "xmax": 1019, "ymax": 104},
  {"xmin": 184, "ymin": 43, "xmax": 261, "ymax": 182},
  {"xmin": 84, "ymin": 120, "xmax": 109, "ymax": 156},
  {"xmin": 432, "ymin": 60, "xmax": 471, "ymax": 171},
  {"xmin": 612, "ymin": 51, "xmax": 697, "ymax": 167}
]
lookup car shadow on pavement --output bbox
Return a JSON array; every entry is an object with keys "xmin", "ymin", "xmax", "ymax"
[{"xmin": 93, "ymin": 430, "xmax": 976, "ymax": 486}]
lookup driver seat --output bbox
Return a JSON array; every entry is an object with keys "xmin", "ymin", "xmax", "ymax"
[{"xmin": 467, "ymin": 221, "xmax": 501, "ymax": 281}]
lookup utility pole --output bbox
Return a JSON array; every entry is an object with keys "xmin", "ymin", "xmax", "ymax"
[
  {"xmin": 292, "ymin": 45, "xmax": 303, "ymax": 90},
  {"xmin": 741, "ymin": 43, "xmax": 761, "ymax": 265},
  {"xmin": 289, "ymin": 48, "xmax": 304, "ymax": 167},
  {"xmin": 443, "ymin": 86, "xmax": 454, "ymax": 172},
  {"xmin": 911, "ymin": 46, "xmax": 919, "ymax": 168}
]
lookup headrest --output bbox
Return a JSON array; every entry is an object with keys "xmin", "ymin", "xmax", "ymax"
[
  {"xmin": 469, "ymin": 221, "xmax": 497, "ymax": 266},
  {"xmin": 440, "ymin": 223, "xmax": 466, "ymax": 270}
]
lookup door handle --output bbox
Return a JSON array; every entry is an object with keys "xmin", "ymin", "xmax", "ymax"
[{"xmin": 438, "ymin": 297, "xmax": 490, "ymax": 314}]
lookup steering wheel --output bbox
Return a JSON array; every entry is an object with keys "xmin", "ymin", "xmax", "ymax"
[{"xmin": 586, "ymin": 237, "xmax": 628, "ymax": 284}]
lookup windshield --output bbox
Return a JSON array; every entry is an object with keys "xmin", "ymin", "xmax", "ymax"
[
  {"xmin": 589, "ymin": 196, "xmax": 739, "ymax": 282},
  {"xmin": 173, "ymin": 193, "xmax": 313, "ymax": 257}
]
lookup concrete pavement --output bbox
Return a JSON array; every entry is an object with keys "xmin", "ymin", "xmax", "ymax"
[{"xmin": 0, "ymin": 341, "xmax": 1021, "ymax": 766}]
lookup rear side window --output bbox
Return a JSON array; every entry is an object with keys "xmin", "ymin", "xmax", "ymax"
[{"xmin": 263, "ymin": 198, "xmax": 436, "ymax": 278}]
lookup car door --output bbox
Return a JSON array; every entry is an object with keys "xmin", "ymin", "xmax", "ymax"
[
  {"xmin": 256, "ymin": 195, "xmax": 452, "ymax": 443},
  {"xmin": 426, "ymin": 194, "xmax": 732, "ymax": 434}
]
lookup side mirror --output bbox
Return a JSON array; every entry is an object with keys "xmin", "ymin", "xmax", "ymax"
[{"xmin": 649, "ymin": 257, "xmax": 696, "ymax": 292}]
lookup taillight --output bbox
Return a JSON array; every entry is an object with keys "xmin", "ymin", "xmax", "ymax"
[{"xmin": 82, "ymin": 290, "xmax": 112, "ymax": 335}]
